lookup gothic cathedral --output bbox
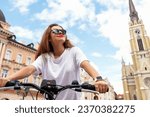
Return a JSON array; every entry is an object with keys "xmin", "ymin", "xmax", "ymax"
[{"xmin": 122, "ymin": 0, "xmax": 150, "ymax": 100}]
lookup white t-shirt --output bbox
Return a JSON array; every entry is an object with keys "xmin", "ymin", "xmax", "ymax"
[{"xmin": 32, "ymin": 47, "xmax": 88, "ymax": 100}]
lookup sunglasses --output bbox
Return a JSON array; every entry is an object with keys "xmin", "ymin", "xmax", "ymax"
[{"xmin": 51, "ymin": 29, "xmax": 66, "ymax": 35}]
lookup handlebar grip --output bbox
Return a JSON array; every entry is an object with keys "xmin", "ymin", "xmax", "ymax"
[
  {"xmin": 5, "ymin": 80, "xmax": 19, "ymax": 87},
  {"xmin": 81, "ymin": 82, "xmax": 95, "ymax": 91},
  {"xmin": 81, "ymin": 82, "xmax": 109, "ymax": 92}
]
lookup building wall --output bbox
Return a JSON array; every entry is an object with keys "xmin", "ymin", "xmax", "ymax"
[{"xmin": 0, "ymin": 17, "xmax": 43, "ymax": 100}]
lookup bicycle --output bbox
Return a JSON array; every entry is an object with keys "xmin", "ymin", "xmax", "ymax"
[{"xmin": 0, "ymin": 80, "xmax": 100, "ymax": 100}]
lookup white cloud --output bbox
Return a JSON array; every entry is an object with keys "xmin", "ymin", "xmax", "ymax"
[
  {"xmin": 97, "ymin": 0, "xmax": 127, "ymax": 9},
  {"xmin": 111, "ymin": 80, "xmax": 123, "ymax": 94},
  {"xmin": 96, "ymin": 9, "xmax": 131, "ymax": 62},
  {"xmin": 10, "ymin": 26, "xmax": 44, "ymax": 45},
  {"xmin": 90, "ymin": 61, "xmax": 100, "ymax": 73},
  {"xmin": 35, "ymin": 0, "xmax": 95, "ymax": 27},
  {"xmin": 11, "ymin": 0, "xmax": 37, "ymax": 14},
  {"xmin": 91, "ymin": 52, "xmax": 102, "ymax": 58},
  {"xmin": 101, "ymin": 63, "xmax": 123, "ymax": 94},
  {"xmin": 34, "ymin": 29, "xmax": 45, "ymax": 42},
  {"xmin": 67, "ymin": 33, "xmax": 84, "ymax": 45},
  {"xmin": 79, "ymin": 24, "xmax": 87, "ymax": 31},
  {"xmin": 10, "ymin": 26, "xmax": 34, "ymax": 40},
  {"xmin": 138, "ymin": 0, "xmax": 150, "ymax": 35}
]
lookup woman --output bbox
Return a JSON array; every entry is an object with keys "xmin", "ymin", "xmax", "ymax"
[{"xmin": 0, "ymin": 23, "xmax": 109, "ymax": 100}]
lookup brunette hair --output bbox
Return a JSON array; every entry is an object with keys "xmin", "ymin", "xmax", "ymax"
[{"xmin": 35, "ymin": 23, "xmax": 74, "ymax": 59}]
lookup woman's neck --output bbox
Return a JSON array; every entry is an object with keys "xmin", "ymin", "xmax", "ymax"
[{"xmin": 53, "ymin": 45, "xmax": 65, "ymax": 58}]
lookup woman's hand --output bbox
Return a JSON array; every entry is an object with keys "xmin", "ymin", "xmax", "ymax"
[
  {"xmin": 0, "ymin": 78, "xmax": 9, "ymax": 87},
  {"xmin": 94, "ymin": 80, "xmax": 109, "ymax": 93}
]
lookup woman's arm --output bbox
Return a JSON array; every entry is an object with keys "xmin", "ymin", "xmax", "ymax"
[
  {"xmin": 6, "ymin": 65, "xmax": 36, "ymax": 81},
  {"xmin": 80, "ymin": 60, "xmax": 100, "ymax": 80},
  {"xmin": 0, "ymin": 65, "xmax": 36, "ymax": 87},
  {"xmin": 80, "ymin": 60, "xmax": 109, "ymax": 93}
]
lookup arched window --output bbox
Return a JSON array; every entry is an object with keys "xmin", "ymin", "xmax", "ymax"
[
  {"xmin": 16, "ymin": 54, "xmax": 22, "ymax": 63},
  {"xmin": 135, "ymin": 28, "xmax": 144, "ymax": 51},
  {"xmin": 133, "ymin": 94, "xmax": 137, "ymax": 100},
  {"xmin": 1, "ymin": 69, "xmax": 8, "ymax": 77},
  {"xmin": 26, "ymin": 57, "xmax": 31, "ymax": 65},
  {"xmin": 93, "ymin": 95, "xmax": 99, "ymax": 100},
  {"xmin": 5, "ymin": 49, "xmax": 11, "ymax": 60},
  {"xmin": 137, "ymin": 39, "xmax": 144, "ymax": 51}
]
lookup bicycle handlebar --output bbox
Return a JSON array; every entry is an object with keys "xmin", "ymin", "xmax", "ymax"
[
  {"xmin": 5, "ymin": 80, "xmax": 43, "ymax": 91},
  {"xmin": 2, "ymin": 80, "xmax": 99, "ymax": 100}
]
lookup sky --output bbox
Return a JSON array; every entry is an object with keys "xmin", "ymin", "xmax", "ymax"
[{"xmin": 1, "ymin": 0, "xmax": 150, "ymax": 94}]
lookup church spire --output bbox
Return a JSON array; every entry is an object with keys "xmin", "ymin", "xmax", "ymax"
[{"xmin": 129, "ymin": 0, "xmax": 139, "ymax": 23}]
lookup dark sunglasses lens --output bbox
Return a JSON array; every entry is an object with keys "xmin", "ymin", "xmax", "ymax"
[
  {"xmin": 62, "ymin": 30, "xmax": 66, "ymax": 34},
  {"xmin": 52, "ymin": 29, "xmax": 66, "ymax": 35},
  {"xmin": 52, "ymin": 30, "xmax": 58, "ymax": 34}
]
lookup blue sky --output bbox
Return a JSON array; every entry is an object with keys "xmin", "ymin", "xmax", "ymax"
[{"xmin": 1, "ymin": 0, "xmax": 150, "ymax": 94}]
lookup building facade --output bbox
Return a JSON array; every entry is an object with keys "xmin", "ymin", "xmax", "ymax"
[
  {"xmin": 122, "ymin": 0, "xmax": 150, "ymax": 100},
  {"xmin": 0, "ymin": 9, "xmax": 40, "ymax": 83},
  {"xmin": 0, "ymin": 9, "xmax": 42, "ymax": 100}
]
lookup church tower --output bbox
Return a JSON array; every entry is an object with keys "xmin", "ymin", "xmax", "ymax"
[{"xmin": 122, "ymin": 0, "xmax": 150, "ymax": 100}]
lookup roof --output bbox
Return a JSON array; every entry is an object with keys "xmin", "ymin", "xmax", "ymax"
[{"xmin": 0, "ymin": 9, "xmax": 6, "ymax": 22}]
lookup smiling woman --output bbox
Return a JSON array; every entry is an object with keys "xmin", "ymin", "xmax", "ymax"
[{"xmin": 35, "ymin": 23, "xmax": 74, "ymax": 59}]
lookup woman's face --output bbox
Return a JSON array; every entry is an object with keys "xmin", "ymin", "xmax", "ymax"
[{"xmin": 49, "ymin": 26, "xmax": 66, "ymax": 45}]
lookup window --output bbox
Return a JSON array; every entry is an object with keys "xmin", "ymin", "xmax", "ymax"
[
  {"xmin": 135, "ymin": 28, "xmax": 144, "ymax": 51},
  {"xmin": 16, "ymin": 54, "xmax": 22, "ymax": 63},
  {"xmin": 133, "ymin": 94, "xmax": 137, "ymax": 100},
  {"xmin": 144, "ymin": 77, "xmax": 150, "ymax": 88},
  {"xmin": 135, "ymin": 29, "xmax": 140, "ymax": 34},
  {"xmin": 94, "ymin": 95, "xmax": 99, "ymax": 100},
  {"xmin": 26, "ymin": 57, "xmax": 31, "ymax": 65},
  {"xmin": 137, "ymin": 39, "xmax": 144, "ymax": 51},
  {"xmin": 5, "ymin": 50, "xmax": 11, "ymax": 60},
  {"xmin": 1, "ymin": 69, "xmax": 8, "ymax": 77},
  {"xmin": 24, "ymin": 77, "xmax": 28, "ymax": 83}
]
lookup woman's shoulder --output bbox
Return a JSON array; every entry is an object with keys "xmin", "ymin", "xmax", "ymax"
[
  {"xmin": 37, "ymin": 53, "xmax": 51, "ymax": 60},
  {"xmin": 69, "ymin": 46, "xmax": 81, "ymax": 52},
  {"xmin": 66, "ymin": 47, "xmax": 83, "ymax": 56}
]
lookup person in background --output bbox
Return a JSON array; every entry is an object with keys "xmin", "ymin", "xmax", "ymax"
[{"xmin": 0, "ymin": 23, "xmax": 109, "ymax": 100}]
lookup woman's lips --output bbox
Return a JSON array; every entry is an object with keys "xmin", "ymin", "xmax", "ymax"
[{"xmin": 56, "ymin": 35, "xmax": 64, "ymax": 37}]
